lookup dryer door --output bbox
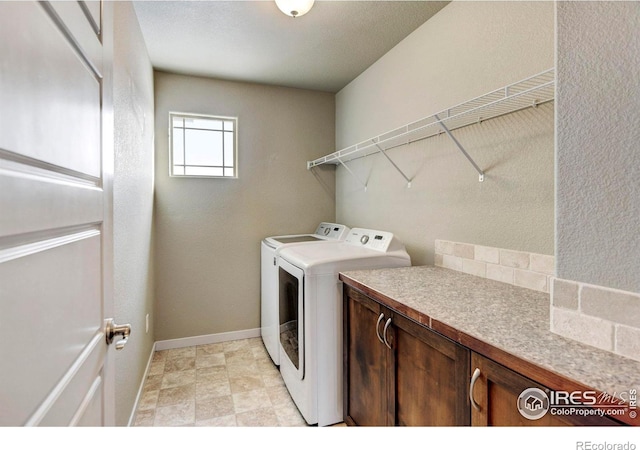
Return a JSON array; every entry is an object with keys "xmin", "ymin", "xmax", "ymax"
[{"xmin": 278, "ymin": 259, "xmax": 304, "ymax": 380}]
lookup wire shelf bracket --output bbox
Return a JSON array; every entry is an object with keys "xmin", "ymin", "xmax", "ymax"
[
  {"xmin": 307, "ymin": 68, "xmax": 555, "ymax": 187},
  {"xmin": 336, "ymin": 156, "xmax": 368, "ymax": 192},
  {"xmin": 434, "ymin": 114, "xmax": 485, "ymax": 182},
  {"xmin": 373, "ymin": 141, "xmax": 412, "ymax": 188}
]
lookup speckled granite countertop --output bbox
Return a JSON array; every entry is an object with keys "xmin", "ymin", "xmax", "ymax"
[{"xmin": 339, "ymin": 265, "xmax": 640, "ymax": 425}]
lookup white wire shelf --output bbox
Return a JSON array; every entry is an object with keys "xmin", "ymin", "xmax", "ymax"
[{"xmin": 307, "ymin": 68, "xmax": 555, "ymax": 185}]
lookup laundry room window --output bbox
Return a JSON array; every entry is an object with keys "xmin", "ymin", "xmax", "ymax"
[{"xmin": 169, "ymin": 113, "xmax": 237, "ymax": 178}]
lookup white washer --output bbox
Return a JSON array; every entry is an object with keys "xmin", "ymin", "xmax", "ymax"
[
  {"xmin": 277, "ymin": 228, "xmax": 411, "ymax": 426},
  {"xmin": 261, "ymin": 223, "xmax": 350, "ymax": 365}
]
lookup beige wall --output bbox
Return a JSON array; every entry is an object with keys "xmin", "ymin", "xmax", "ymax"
[
  {"xmin": 335, "ymin": 1, "xmax": 555, "ymax": 265},
  {"xmin": 113, "ymin": 2, "xmax": 155, "ymax": 425},
  {"xmin": 153, "ymin": 72, "xmax": 335, "ymax": 341}
]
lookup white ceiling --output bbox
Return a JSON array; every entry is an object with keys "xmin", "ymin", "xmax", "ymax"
[{"xmin": 132, "ymin": 1, "xmax": 449, "ymax": 93}]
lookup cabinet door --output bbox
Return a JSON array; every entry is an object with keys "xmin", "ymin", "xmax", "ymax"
[
  {"xmin": 390, "ymin": 312, "xmax": 470, "ymax": 426},
  {"xmin": 343, "ymin": 286, "xmax": 391, "ymax": 426},
  {"xmin": 470, "ymin": 353, "xmax": 622, "ymax": 426}
]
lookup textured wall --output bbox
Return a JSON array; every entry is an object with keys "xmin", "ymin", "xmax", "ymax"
[
  {"xmin": 551, "ymin": 1, "xmax": 640, "ymax": 360},
  {"xmin": 556, "ymin": 1, "xmax": 640, "ymax": 293},
  {"xmin": 153, "ymin": 72, "xmax": 335, "ymax": 341},
  {"xmin": 335, "ymin": 1, "xmax": 555, "ymax": 265},
  {"xmin": 113, "ymin": 2, "xmax": 155, "ymax": 426}
]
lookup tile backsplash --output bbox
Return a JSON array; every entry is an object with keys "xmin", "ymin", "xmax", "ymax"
[
  {"xmin": 434, "ymin": 239, "xmax": 640, "ymax": 363},
  {"xmin": 434, "ymin": 240, "xmax": 554, "ymax": 293},
  {"xmin": 551, "ymin": 278, "xmax": 640, "ymax": 363}
]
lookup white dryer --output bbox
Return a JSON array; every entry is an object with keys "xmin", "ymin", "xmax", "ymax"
[
  {"xmin": 277, "ymin": 228, "xmax": 411, "ymax": 426},
  {"xmin": 261, "ymin": 223, "xmax": 350, "ymax": 365}
]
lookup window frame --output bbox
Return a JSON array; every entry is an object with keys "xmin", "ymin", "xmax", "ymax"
[{"xmin": 168, "ymin": 112, "xmax": 238, "ymax": 179}]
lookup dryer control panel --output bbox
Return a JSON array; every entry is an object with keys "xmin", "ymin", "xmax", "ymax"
[
  {"xmin": 345, "ymin": 228, "xmax": 398, "ymax": 252},
  {"xmin": 314, "ymin": 222, "xmax": 350, "ymax": 240}
]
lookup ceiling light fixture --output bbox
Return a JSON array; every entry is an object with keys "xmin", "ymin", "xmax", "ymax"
[{"xmin": 275, "ymin": 0, "xmax": 315, "ymax": 18}]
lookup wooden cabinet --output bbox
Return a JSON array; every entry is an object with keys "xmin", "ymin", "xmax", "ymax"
[
  {"xmin": 343, "ymin": 283, "xmax": 624, "ymax": 427},
  {"xmin": 343, "ymin": 286, "xmax": 388, "ymax": 426},
  {"xmin": 469, "ymin": 353, "xmax": 622, "ymax": 426},
  {"xmin": 343, "ymin": 285, "xmax": 470, "ymax": 426}
]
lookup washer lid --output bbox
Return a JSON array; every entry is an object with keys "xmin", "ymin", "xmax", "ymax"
[
  {"xmin": 262, "ymin": 223, "xmax": 350, "ymax": 249},
  {"xmin": 270, "ymin": 235, "xmax": 325, "ymax": 245},
  {"xmin": 278, "ymin": 230, "xmax": 411, "ymax": 273},
  {"xmin": 279, "ymin": 243, "xmax": 411, "ymax": 274}
]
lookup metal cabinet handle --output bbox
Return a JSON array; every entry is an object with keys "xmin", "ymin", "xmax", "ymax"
[
  {"xmin": 470, "ymin": 368, "xmax": 481, "ymax": 411},
  {"xmin": 375, "ymin": 313, "xmax": 385, "ymax": 343},
  {"xmin": 105, "ymin": 318, "xmax": 131, "ymax": 350},
  {"xmin": 382, "ymin": 318, "xmax": 393, "ymax": 349}
]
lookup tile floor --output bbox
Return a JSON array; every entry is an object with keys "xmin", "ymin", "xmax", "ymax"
[{"xmin": 132, "ymin": 337, "xmax": 309, "ymax": 426}]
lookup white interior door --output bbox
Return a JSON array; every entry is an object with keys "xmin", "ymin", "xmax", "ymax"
[{"xmin": 0, "ymin": 1, "xmax": 118, "ymax": 426}]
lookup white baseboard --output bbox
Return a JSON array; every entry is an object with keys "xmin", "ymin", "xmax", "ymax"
[
  {"xmin": 128, "ymin": 328, "xmax": 262, "ymax": 426},
  {"xmin": 127, "ymin": 340, "xmax": 157, "ymax": 427},
  {"xmin": 154, "ymin": 328, "xmax": 261, "ymax": 351}
]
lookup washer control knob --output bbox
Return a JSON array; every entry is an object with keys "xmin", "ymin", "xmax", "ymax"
[
  {"xmin": 360, "ymin": 235, "xmax": 369, "ymax": 245},
  {"xmin": 323, "ymin": 228, "xmax": 330, "ymax": 235}
]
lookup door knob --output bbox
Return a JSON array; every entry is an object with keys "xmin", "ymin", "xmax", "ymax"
[{"xmin": 105, "ymin": 318, "xmax": 131, "ymax": 350}]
